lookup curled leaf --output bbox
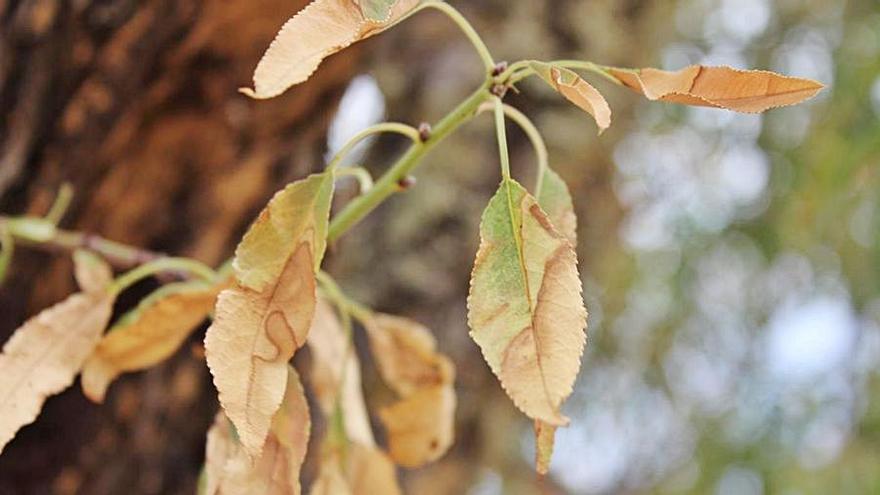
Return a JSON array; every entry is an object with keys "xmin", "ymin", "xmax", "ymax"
[
  {"xmin": 72, "ymin": 250, "xmax": 113, "ymax": 294},
  {"xmin": 206, "ymin": 172, "xmax": 334, "ymax": 461},
  {"xmin": 467, "ymin": 178, "xmax": 587, "ymax": 469},
  {"xmin": 529, "ymin": 61, "xmax": 611, "ymax": 133},
  {"xmin": 82, "ymin": 278, "xmax": 230, "ymax": 403},
  {"xmin": 536, "ymin": 168, "xmax": 577, "ymax": 247},
  {"xmin": 608, "ymin": 65, "xmax": 824, "ymax": 113},
  {"xmin": 0, "ymin": 255, "xmax": 115, "ymax": 453},
  {"xmin": 307, "ymin": 300, "xmax": 374, "ymax": 447},
  {"xmin": 363, "ymin": 313, "xmax": 456, "ymax": 467},
  {"xmin": 242, "ymin": 0, "xmax": 420, "ymax": 99},
  {"xmin": 204, "ymin": 367, "xmax": 311, "ymax": 495}
]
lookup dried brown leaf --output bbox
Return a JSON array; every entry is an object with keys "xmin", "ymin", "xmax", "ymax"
[
  {"xmin": 242, "ymin": 0, "xmax": 420, "ymax": 99},
  {"xmin": 530, "ymin": 61, "xmax": 611, "ymax": 133},
  {"xmin": 307, "ymin": 300, "xmax": 374, "ymax": 447},
  {"xmin": 82, "ymin": 278, "xmax": 229, "ymax": 403},
  {"xmin": 0, "ymin": 256, "xmax": 114, "ymax": 453},
  {"xmin": 608, "ymin": 65, "xmax": 824, "ymax": 113},
  {"xmin": 363, "ymin": 313, "xmax": 456, "ymax": 467}
]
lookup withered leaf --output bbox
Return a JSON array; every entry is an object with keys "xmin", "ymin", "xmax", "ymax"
[
  {"xmin": 0, "ymin": 255, "xmax": 115, "ymax": 453},
  {"xmin": 534, "ymin": 420, "xmax": 556, "ymax": 476},
  {"xmin": 309, "ymin": 444, "xmax": 401, "ymax": 495},
  {"xmin": 536, "ymin": 168, "xmax": 577, "ymax": 247},
  {"xmin": 467, "ymin": 178, "xmax": 587, "ymax": 471},
  {"xmin": 307, "ymin": 299, "xmax": 374, "ymax": 447},
  {"xmin": 204, "ymin": 367, "xmax": 311, "ymax": 495},
  {"xmin": 206, "ymin": 172, "xmax": 334, "ymax": 461},
  {"xmin": 242, "ymin": 0, "xmax": 420, "ymax": 99},
  {"xmin": 82, "ymin": 278, "xmax": 229, "ymax": 403},
  {"xmin": 608, "ymin": 65, "xmax": 824, "ymax": 113},
  {"xmin": 363, "ymin": 313, "xmax": 456, "ymax": 467},
  {"xmin": 530, "ymin": 61, "xmax": 612, "ymax": 133}
]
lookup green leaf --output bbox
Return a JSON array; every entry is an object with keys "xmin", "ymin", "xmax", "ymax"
[
  {"xmin": 467, "ymin": 177, "xmax": 587, "ymax": 471},
  {"xmin": 359, "ymin": 0, "xmax": 398, "ymax": 21}
]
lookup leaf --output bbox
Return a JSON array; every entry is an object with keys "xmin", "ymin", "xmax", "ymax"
[
  {"xmin": 607, "ymin": 65, "xmax": 824, "ymax": 113},
  {"xmin": 529, "ymin": 61, "xmax": 611, "ymax": 133},
  {"xmin": 242, "ymin": 0, "xmax": 420, "ymax": 99},
  {"xmin": 378, "ymin": 385, "xmax": 455, "ymax": 468},
  {"xmin": 467, "ymin": 178, "xmax": 587, "ymax": 426},
  {"xmin": 307, "ymin": 299, "xmax": 374, "ymax": 447},
  {"xmin": 0, "ymin": 255, "xmax": 115, "ymax": 453},
  {"xmin": 82, "ymin": 277, "xmax": 230, "ymax": 403},
  {"xmin": 204, "ymin": 367, "xmax": 311, "ymax": 495},
  {"xmin": 309, "ymin": 444, "xmax": 401, "ymax": 495},
  {"xmin": 536, "ymin": 168, "xmax": 577, "ymax": 247},
  {"xmin": 534, "ymin": 420, "xmax": 556, "ymax": 476},
  {"xmin": 363, "ymin": 313, "xmax": 456, "ymax": 467},
  {"xmin": 206, "ymin": 172, "xmax": 334, "ymax": 461},
  {"xmin": 72, "ymin": 250, "xmax": 113, "ymax": 295}
]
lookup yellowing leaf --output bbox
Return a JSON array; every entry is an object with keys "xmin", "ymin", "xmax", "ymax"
[
  {"xmin": 536, "ymin": 168, "xmax": 577, "ymax": 247},
  {"xmin": 467, "ymin": 178, "xmax": 587, "ymax": 468},
  {"xmin": 307, "ymin": 300, "xmax": 374, "ymax": 447},
  {"xmin": 205, "ymin": 367, "xmax": 311, "ymax": 495},
  {"xmin": 363, "ymin": 313, "xmax": 456, "ymax": 467},
  {"xmin": 242, "ymin": 0, "xmax": 420, "ymax": 99},
  {"xmin": 0, "ymin": 255, "xmax": 115, "ymax": 453},
  {"xmin": 82, "ymin": 278, "xmax": 229, "ymax": 403},
  {"xmin": 378, "ymin": 385, "xmax": 455, "ymax": 468},
  {"xmin": 608, "ymin": 65, "xmax": 824, "ymax": 113},
  {"xmin": 206, "ymin": 172, "xmax": 334, "ymax": 461},
  {"xmin": 530, "ymin": 61, "xmax": 611, "ymax": 133}
]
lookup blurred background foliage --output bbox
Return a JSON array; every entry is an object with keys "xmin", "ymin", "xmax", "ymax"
[
  {"xmin": 333, "ymin": 0, "xmax": 880, "ymax": 493},
  {"xmin": 1, "ymin": 0, "xmax": 878, "ymax": 494}
]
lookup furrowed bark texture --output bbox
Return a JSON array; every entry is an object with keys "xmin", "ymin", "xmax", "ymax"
[{"xmin": 0, "ymin": 0, "xmax": 356, "ymax": 493}]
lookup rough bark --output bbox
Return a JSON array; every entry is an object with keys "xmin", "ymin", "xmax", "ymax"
[{"xmin": 0, "ymin": 0, "xmax": 356, "ymax": 493}]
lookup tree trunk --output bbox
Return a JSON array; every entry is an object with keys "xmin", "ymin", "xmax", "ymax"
[{"xmin": 0, "ymin": 1, "xmax": 357, "ymax": 493}]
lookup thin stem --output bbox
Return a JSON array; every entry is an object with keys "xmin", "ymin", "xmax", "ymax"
[
  {"xmin": 499, "ymin": 104, "xmax": 549, "ymax": 193},
  {"xmin": 45, "ymin": 183, "xmax": 74, "ymax": 226},
  {"xmin": 335, "ymin": 166, "xmax": 374, "ymax": 193},
  {"xmin": 0, "ymin": 226, "xmax": 13, "ymax": 285},
  {"xmin": 0, "ymin": 215, "xmax": 166, "ymax": 268},
  {"xmin": 111, "ymin": 257, "xmax": 216, "ymax": 295},
  {"xmin": 498, "ymin": 59, "xmax": 621, "ymax": 87},
  {"xmin": 327, "ymin": 80, "xmax": 493, "ymax": 243},
  {"xmin": 418, "ymin": 1, "xmax": 495, "ymax": 72},
  {"xmin": 493, "ymin": 97, "xmax": 512, "ymax": 179},
  {"xmin": 553, "ymin": 60, "xmax": 623, "ymax": 85},
  {"xmin": 327, "ymin": 123, "xmax": 420, "ymax": 171}
]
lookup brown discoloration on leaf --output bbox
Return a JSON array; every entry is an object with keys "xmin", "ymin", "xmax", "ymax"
[
  {"xmin": 468, "ymin": 178, "xmax": 586, "ymax": 472},
  {"xmin": 363, "ymin": 313, "xmax": 456, "ymax": 466},
  {"xmin": 609, "ymin": 65, "xmax": 824, "ymax": 113},
  {"xmin": 530, "ymin": 61, "xmax": 612, "ymax": 132},
  {"xmin": 206, "ymin": 172, "xmax": 332, "ymax": 462}
]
